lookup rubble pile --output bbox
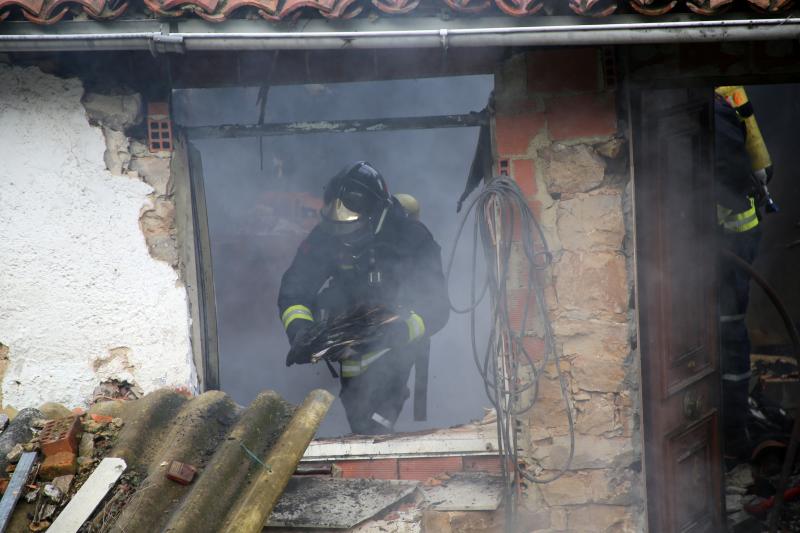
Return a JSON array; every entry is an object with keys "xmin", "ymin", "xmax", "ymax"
[
  {"xmin": 0, "ymin": 384, "xmax": 139, "ymax": 532},
  {"xmin": 726, "ymin": 459, "xmax": 800, "ymax": 532}
]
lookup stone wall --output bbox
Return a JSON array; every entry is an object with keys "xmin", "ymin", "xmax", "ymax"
[
  {"xmin": 493, "ymin": 48, "xmax": 644, "ymax": 532},
  {"xmin": 0, "ymin": 64, "xmax": 195, "ymax": 409}
]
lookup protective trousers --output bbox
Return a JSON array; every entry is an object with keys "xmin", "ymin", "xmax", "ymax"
[
  {"xmin": 718, "ymin": 227, "xmax": 761, "ymax": 453},
  {"xmin": 339, "ymin": 343, "xmax": 418, "ymax": 435}
]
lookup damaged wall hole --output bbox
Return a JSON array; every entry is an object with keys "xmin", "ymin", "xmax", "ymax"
[{"xmin": 83, "ymin": 91, "xmax": 180, "ymax": 270}]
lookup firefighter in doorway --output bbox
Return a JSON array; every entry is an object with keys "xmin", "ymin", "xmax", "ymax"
[
  {"xmin": 278, "ymin": 161, "xmax": 450, "ymax": 434},
  {"xmin": 715, "ymin": 86, "xmax": 774, "ymax": 460}
]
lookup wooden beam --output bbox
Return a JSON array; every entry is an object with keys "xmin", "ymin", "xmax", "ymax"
[
  {"xmin": 185, "ymin": 111, "xmax": 487, "ymax": 140},
  {"xmin": 0, "ymin": 452, "xmax": 37, "ymax": 533}
]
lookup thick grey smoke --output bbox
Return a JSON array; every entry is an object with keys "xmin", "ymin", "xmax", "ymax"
[
  {"xmin": 743, "ymin": 85, "xmax": 800, "ymax": 348},
  {"xmin": 174, "ymin": 76, "xmax": 494, "ymax": 436}
]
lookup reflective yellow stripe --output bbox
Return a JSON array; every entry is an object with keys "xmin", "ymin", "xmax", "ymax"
[
  {"xmin": 406, "ymin": 312, "xmax": 426, "ymax": 342},
  {"xmin": 281, "ymin": 305, "xmax": 314, "ymax": 329},
  {"xmin": 717, "ymin": 198, "xmax": 759, "ymax": 233},
  {"xmin": 341, "ymin": 348, "xmax": 391, "ymax": 377}
]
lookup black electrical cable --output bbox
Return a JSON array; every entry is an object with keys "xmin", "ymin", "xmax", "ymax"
[
  {"xmin": 446, "ymin": 177, "xmax": 576, "ymax": 525},
  {"xmin": 720, "ymin": 250, "xmax": 800, "ymax": 533}
]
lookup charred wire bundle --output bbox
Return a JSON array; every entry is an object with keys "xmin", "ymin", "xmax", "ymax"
[
  {"xmin": 447, "ymin": 177, "xmax": 575, "ymax": 525},
  {"xmin": 288, "ymin": 306, "xmax": 400, "ymax": 364}
]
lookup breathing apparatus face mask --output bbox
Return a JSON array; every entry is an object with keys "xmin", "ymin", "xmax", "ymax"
[{"xmin": 320, "ymin": 162, "xmax": 390, "ymax": 247}]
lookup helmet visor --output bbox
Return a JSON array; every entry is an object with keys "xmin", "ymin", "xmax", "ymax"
[
  {"xmin": 321, "ymin": 198, "xmax": 360, "ymax": 222},
  {"xmin": 320, "ymin": 198, "xmax": 367, "ymax": 238}
]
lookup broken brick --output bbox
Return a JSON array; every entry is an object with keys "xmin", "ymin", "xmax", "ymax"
[
  {"xmin": 40, "ymin": 452, "xmax": 77, "ymax": 480},
  {"xmin": 166, "ymin": 461, "xmax": 197, "ymax": 485},
  {"xmin": 40, "ymin": 416, "xmax": 81, "ymax": 457},
  {"xmin": 90, "ymin": 414, "xmax": 113, "ymax": 424}
]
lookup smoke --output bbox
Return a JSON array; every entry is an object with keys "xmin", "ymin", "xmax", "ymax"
[
  {"xmin": 174, "ymin": 75, "xmax": 495, "ymax": 436},
  {"xmin": 742, "ymin": 84, "xmax": 800, "ymax": 347}
]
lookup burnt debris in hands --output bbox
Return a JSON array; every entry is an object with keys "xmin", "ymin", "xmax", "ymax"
[{"xmin": 288, "ymin": 306, "xmax": 400, "ymax": 365}]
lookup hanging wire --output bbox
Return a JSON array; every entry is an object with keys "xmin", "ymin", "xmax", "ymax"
[{"xmin": 446, "ymin": 177, "xmax": 576, "ymax": 526}]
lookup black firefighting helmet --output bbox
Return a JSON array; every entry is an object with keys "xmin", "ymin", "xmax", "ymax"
[{"xmin": 320, "ymin": 161, "xmax": 392, "ymax": 243}]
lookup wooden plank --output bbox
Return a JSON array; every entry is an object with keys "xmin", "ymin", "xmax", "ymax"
[
  {"xmin": 0, "ymin": 451, "xmax": 37, "ymax": 533},
  {"xmin": 49, "ymin": 457, "xmax": 126, "ymax": 533},
  {"xmin": 303, "ymin": 427, "xmax": 498, "ymax": 460},
  {"xmin": 185, "ymin": 112, "xmax": 487, "ymax": 141}
]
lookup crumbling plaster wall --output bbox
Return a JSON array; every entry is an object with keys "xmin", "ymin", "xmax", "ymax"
[
  {"xmin": 494, "ymin": 48, "xmax": 643, "ymax": 532},
  {"xmin": 0, "ymin": 64, "xmax": 195, "ymax": 409}
]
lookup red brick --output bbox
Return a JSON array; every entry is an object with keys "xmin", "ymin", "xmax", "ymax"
[
  {"xmin": 40, "ymin": 416, "xmax": 81, "ymax": 457},
  {"xmin": 507, "ymin": 288, "xmax": 540, "ymax": 333},
  {"xmin": 527, "ymin": 48, "xmax": 600, "ymax": 93},
  {"xmin": 546, "ymin": 93, "xmax": 617, "ymax": 141},
  {"xmin": 528, "ymin": 198, "xmax": 543, "ymax": 221},
  {"xmin": 398, "ymin": 456, "xmax": 463, "ymax": 480},
  {"xmin": 0, "ymin": 479, "xmax": 8, "ymax": 494},
  {"xmin": 463, "ymin": 456, "xmax": 503, "ymax": 474},
  {"xmin": 166, "ymin": 461, "xmax": 197, "ymax": 485},
  {"xmin": 90, "ymin": 414, "xmax": 113, "ymax": 424},
  {"xmin": 511, "ymin": 159, "xmax": 537, "ymax": 198},
  {"xmin": 495, "ymin": 111, "xmax": 546, "ymax": 156},
  {"xmin": 522, "ymin": 336, "xmax": 546, "ymax": 363},
  {"xmin": 40, "ymin": 452, "xmax": 77, "ymax": 480},
  {"xmin": 337, "ymin": 459, "xmax": 398, "ymax": 479}
]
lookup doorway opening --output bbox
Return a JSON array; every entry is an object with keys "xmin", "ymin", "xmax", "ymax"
[
  {"xmin": 633, "ymin": 82, "xmax": 800, "ymax": 532},
  {"xmin": 720, "ymin": 83, "xmax": 800, "ymax": 531}
]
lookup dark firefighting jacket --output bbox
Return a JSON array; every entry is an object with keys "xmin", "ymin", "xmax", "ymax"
[{"xmin": 278, "ymin": 205, "xmax": 450, "ymax": 377}]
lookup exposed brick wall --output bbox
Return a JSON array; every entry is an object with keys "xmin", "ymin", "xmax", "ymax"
[{"xmin": 493, "ymin": 47, "xmax": 643, "ymax": 532}]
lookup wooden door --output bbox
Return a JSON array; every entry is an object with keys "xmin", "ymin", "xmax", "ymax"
[{"xmin": 633, "ymin": 87, "xmax": 723, "ymax": 532}]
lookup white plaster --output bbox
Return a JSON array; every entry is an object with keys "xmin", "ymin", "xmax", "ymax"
[{"xmin": 0, "ymin": 65, "xmax": 194, "ymax": 408}]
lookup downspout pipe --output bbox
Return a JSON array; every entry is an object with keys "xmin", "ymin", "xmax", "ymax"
[{"xmin": 1, "ymin": 17, "xmax": 800, "ymax": 51}]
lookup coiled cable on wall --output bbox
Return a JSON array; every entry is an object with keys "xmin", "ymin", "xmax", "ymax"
[{"xmin": 446, "ymin": 177, "xmax": 576, "ymax": 523}]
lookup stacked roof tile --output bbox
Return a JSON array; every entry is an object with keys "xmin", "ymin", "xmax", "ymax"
[
  {"xmin": 3, "ymin": 389, "xmax": 298, "ymax": 532},
  {"xmin": 0, "ymin": 0, "xmax": 793, "ymax": 25}
]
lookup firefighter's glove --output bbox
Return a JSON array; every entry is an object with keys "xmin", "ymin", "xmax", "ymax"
[
  {"xmin": 380, "ymin": 312, "xmax": 426, "ymax": 349},
  {"xmin": 285, "ymin": 320, "xmax": 313, "ymax": 367}
]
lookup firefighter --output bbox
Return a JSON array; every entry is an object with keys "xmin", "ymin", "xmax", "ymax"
[
  {"xmin": 714, "ymin": 86, "xmax": 774, "ymax": 460},
  {"xmin": 278, "ymin": 161, "xmax": 450, "ymax": 434}
]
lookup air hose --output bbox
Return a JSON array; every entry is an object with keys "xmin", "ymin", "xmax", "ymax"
[{"xmin": 446, "ymin": 177, "xmax": 575, "ymax": 530}]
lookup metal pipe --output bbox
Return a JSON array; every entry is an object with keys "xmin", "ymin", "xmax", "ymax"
[
  {"xmin": 0, "ymin": 17, "xmax": 799, "ymax": 52},
  {"xmin": 223, "ymin": 388, "xmax": 334, "ymax": 533}
]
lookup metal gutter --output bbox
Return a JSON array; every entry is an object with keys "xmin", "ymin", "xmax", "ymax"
[{"xmin": 0, "ymin": 15, "xmax": 799, "ymax": 52}]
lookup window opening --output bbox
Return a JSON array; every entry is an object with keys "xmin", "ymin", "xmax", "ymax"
[{"xmin": 174, "ymin": 76, "xmax": 495, "ymax": 438}]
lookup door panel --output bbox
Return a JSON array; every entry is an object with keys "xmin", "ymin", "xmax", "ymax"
[{"xmin": 633, "ymin": 87, "xmax": 723, "ymax": 532}]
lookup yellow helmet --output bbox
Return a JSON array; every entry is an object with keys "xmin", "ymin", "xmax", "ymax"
[{"xmin": 394, "ymin": 193, "xmax": 420, "ymax": 221}]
